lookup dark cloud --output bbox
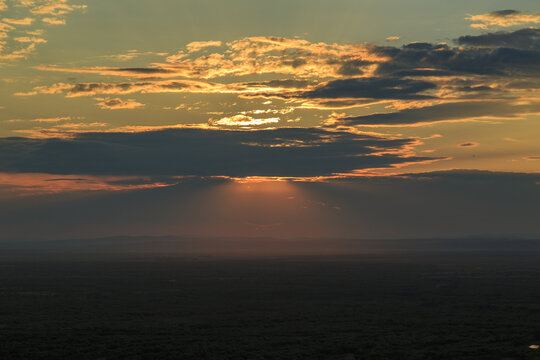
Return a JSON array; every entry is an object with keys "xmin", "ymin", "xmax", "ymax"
[
  {"xmin": 242, "ymin": 77, "xmax": 437, "ymax": 102},
  {"xmin": 104, "ymin": 176, "xmax": 185, "ymax": 187},
  {"xmin": 68, "ymin": 81, "xmax": 195, "ymax": 96},
  {"xmin": 337, "ymin": 101, "xmax": 540, "ymax": 126},
  {"xmin": 490, "ymin": 10, "xmax": 521, "ymax": 17},
  {"xmin": 113, "ymin": 67, "xmax": 173, "ymax": 74},
  {"xmin": 391, "ymin": 69, "xmax": 454, "ymax": 77},
  {"xmin": 328, "ymin": 59, "xmax": 373, "ymax": 76},
  {"xmin": 0, "ymin": 128, "xmax": 437, "ymax": 177},
  {"xmin": 69, "ymin": 82, "xmax": 152, "ymax": 95},
  {"xmin": 245, "ymin": 31, "xmax": 540, "ymax": 106},
  {"xmin": 458, "ymin": 142, "xmax": 478, "ymax": 147},
  {"xmin": 457, "ymin": 28, "xmax": 540, "ymax": 50},
  {"xmin": 300, "ymin": 77, "xmax": 436, "ymax": 100},
  {"xmin": 374, "ymin": 40, "xmax": 540, "ymax": 76}
]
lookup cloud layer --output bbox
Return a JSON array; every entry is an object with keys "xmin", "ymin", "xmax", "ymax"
[{"xmin": 0, "ymin": 128, "xmax": 437, "ymax": 177}]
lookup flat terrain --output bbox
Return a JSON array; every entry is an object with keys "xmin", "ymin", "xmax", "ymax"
[{"xmin": 1, "ymin": 238, "xmax": 540, "ymax": 359}]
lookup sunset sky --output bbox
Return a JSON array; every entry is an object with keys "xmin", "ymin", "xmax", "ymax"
[{"xmin": 0, "ymin": 0, "xmax": 539, "ymax": 240}]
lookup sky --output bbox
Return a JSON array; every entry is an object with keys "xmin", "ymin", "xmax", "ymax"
[{"xmin": 0, "ymin": 0, "xmax": 539, "ymax": 240}]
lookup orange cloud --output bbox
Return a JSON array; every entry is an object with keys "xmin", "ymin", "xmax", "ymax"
[{"xmin": 0, "ymin": 172, "xmax": 179, "ymax": 197}]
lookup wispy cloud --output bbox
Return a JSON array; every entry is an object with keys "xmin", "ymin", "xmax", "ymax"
[
  {"xmin": 467, "ymin": 10, "xmax": 540, "ymax": 29},
  {"xmin": 2, "ymin": 17, "xmax": 34, "ymax": 25},
  {"xmin": 96, "ymin": 98, "xmax": 146, "ymax": 110},
  {"xmin": 329, "ymin": 101, "xmax": 540, "ymax": 127},
  {"xmin": 98, "ymin": 50, "xmax": 169, "ymax": 61},
  {"xmin": 0, "ymin": 0, "xmax": 85, "ymax": 61},
  {"xmin": 31, "ymin": 116, "xmax": 75, "ymax": 122},
  {"xmin": 41, "ymin": 17, "xmax": 65, "ymax": 25},
  {"xmin": 14, "ymin": 36, "xmax": 46, "ymax": 43},
  {"xmin": 186, "ymin": 40, "xmax": 223, "ymax": 53}
]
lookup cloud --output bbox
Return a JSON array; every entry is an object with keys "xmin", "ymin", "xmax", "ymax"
[
  {"xmin": 0, "ymin": 42, "xmax": 36, "ymax": 60},
  {"xmin": 2, "ymin": 17, "xmax": 35, "ymax": 25},
  {"xmin": 36, "ymin": 36, "xmax": 385, "ymax": 79},
  {"xmin": 0, "ymin": 172, "xmax": 183, "ymax": 197},
  {"xmin": 0, "ymin": 0, "xmax": 85, "ymax": 61},
  {"xmin": 332, "ymin": 101, "xmax": 540, "ymax": 127},
  {"xmin": 386, "ymin": 36, "xmax": 400, "ymax": 41},
  {"xmin": 98, "ymin": 50, "xmax": 169, "ymax": 61},
  {"xmin": 35, "ymin": 32, "xmax": 540, "ymax": 82},
  {"xmin": 467, "ymin": 10, "xmax": 540, "ymax": 29},
  {"xmin": 168, "ymin": 36, "xmax": 385, "ymax": 78},
  {"xmin": 16, "ymin": 80, "xmax": 224, "ymax": 97},
  {"xmin": 27, "ymin": 0, "xmax": 87, "ymax": 17},
  {"xmin": 19, "ymin": 30, "xmax": 540, "ymax": 128},
  {"xmin": 374, "ymin": 41, "xmax": 540, "ymax": 77},
  {"xmin": 457, "ymin": 28, "xmax": 540, "ymax": 50},
  {"xmin": 34, "ymin": 65, "xmax": 179, "ymax": 77},
  {"xmin": 14, "ymin": 36, "xmax": 47, "ymax": 43},
  {"xmin": 458, "ymin": 142, "xmax": 478, "ymax": 147},
  {"xmin": 52, "ymin": 122, "xmax": 107, "ymax": 129},
  {"xmin": 239, "ymin": 77, "xmax": 438, "ymax": 110},
  {"xmin": 186, "ymin": 40, "xmax": 223, "ymax": 53},
  {"xmin": 96, "ymin": 98, "xmax": 146, "ymax": 110},
  {"xmin": 300, "ymin": 77, "xmax": 436, "ymax": 100},
  {"xmin": 41, "ymin": 17, "xmax": 65, "ymax": 25},
  {"xmin": 0, "ymin": 128, "xmax": 438, "ymax": 178},
  {"xmin": 31, "ymin": 116, "xmax": 74, "ymax": 122},
  {"xmin": 209, "ymin": 115, "xmax": 280, "ymax": 128},
  {"xmin": 15, "ymin": 78, "xmax": 314, "ymax": 98}
]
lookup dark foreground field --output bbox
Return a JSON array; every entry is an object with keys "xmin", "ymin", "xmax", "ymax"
[{"xmin": 1, "ymin": 238, "xmax": 540, "ymax": 359}]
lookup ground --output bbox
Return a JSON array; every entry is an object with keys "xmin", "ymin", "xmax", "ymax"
[{"xmin": 1, "ymin": 239, "xmax": 540, "ymax": 359}]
